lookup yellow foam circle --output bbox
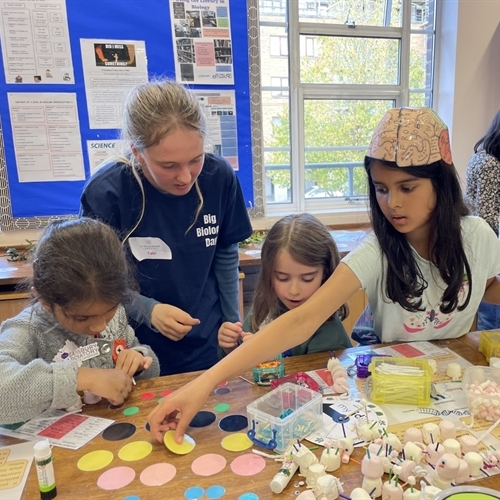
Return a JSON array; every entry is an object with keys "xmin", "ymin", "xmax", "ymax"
[
  {"xmin": 163, "ymin": 430, "xmax": 196, "ymax": 455},
  {"xmin": 77, "ymin": 450, "xmax": 114, "ymax": 471},
  {"xmin": 118, "ymin": 441, "xmax": 153, "ymax": 461},
  {"xmin": 221, "ymin": 433, "xmax": 253, "ymax": 452}
]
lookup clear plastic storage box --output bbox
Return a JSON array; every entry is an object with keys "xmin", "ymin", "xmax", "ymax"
[
  {"xmin": 246, "ymin": 382, "xmax": 323, "ymax": 453},
  {"xmin": 368, "ymin": 356, "xmax": 433, "ymax": 406},
  {"xmin": 463, "ymin": 365, "xmax": 500, "ymax": 422},
  {"xmin": 479, "ymin": 330, "xmax": 500, "ymax": 362}
]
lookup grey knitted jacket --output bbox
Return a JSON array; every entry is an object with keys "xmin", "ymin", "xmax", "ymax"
[{"xmin": 0, "ymin": 303, "xmax": 160, "ymax": 424}]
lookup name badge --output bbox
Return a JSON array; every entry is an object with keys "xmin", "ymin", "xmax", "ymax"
[
  {"xmin": 128, "ymin": 237, "xmax": 172, "ymax": 261},
  {"xmin": 54, "ymin": 340, "xmax": 100, "ymax": 365}
]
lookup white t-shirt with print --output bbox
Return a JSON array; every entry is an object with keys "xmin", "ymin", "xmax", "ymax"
[{"xmin": 342, "ymin": 216, "xmax": 500, "ymax": 342}]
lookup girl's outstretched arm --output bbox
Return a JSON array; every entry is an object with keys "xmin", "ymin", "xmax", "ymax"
[{"xmin": 147, "ymin": 263, "xmax": 361, "ymax": 443}]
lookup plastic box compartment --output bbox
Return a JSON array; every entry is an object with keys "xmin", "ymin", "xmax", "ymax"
[
  {"xmin": 246, "ymin": 382, "xmax": 323, "ymax": 453},
  {"xmin": 479, "ymin": 330, "xmax": 500, "ymax": 362},
  {"xmin": 463, "ymin": 365, "xmax": 500, "ymax": 422},
  {"xmin": 368, "ymin": 356, "xmax": 432, "ymax": 406}
]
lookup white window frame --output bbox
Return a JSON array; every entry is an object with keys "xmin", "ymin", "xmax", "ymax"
[{"xmin": 253, "ymin": 0, "xmax": 436, "ymax": 222}]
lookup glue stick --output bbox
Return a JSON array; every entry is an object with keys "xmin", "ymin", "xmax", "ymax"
[
  {"xmin": 34, "ymin": 440, "xmax": 57, "ymax": 499},
  {"xmin": 270, "ymin": 455, "xmax": 299, "ymax": 494}
]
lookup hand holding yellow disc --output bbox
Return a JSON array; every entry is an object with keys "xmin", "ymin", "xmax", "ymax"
[{"xmin": 163, "ymin": 430, "xmax": 196, "ymax": 455}]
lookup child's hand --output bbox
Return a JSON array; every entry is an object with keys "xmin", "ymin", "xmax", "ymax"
[
  {"xmin": 115, "ymin": 349, "xmax": 152, "ymax": 377},
  {"xmin": 77, "ymin": 367, "xmax": 132, "ymax": 405},
  {"xmin": 218, "ymin": 321, "xmax": 244, "ymax": 350},
  {"xmin": 240, "ymin": 332, "xmax": 253, "ymax": 343},
  {"xmin": 151, "ymin": 304, "xmax": 200, "ymax": 341}
]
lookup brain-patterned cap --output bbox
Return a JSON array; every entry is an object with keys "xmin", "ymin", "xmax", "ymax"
[{"xmin": 366, "ymin": 107, "xmax": 453, "ymax": 167}]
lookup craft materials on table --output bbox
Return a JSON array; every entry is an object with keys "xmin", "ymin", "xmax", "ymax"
[
  {"xmin": 368, "ymin": 357, "xmax": 433, "ymax": 406},
  {"xmin": 0, "ymin": 408, "xmax": 114, "ymax": 450},
  {"xmin": 252, "ymin": 354, "xmax": 285, "ymax": 385},
  {"xmin": 246, "ymin": 383, "xmax": 322, "ymax": 452},
  {"xmin": 34, "ymin": 439, "xmax": 57, "ymax": 500}
]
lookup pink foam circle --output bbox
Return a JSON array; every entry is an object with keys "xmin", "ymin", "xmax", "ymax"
[
  {"xmin": 230, "ymin": 454, "xmax": 266, "ymax": 476},
  {"xmin": 97, "ymin": 466, "xmax": 135, "ymax": 490},
  {"xmin": 139, "ymin": 462, "xmax": 177, "ymax": 486},
  {"xmin": 191, "ymin": 453, "xmax": 227, "ymax": 476}
]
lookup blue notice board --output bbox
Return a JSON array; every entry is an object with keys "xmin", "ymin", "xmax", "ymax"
[{"xmin": 0, "ymin": 0, "xmax": 253, "ymax": 228}]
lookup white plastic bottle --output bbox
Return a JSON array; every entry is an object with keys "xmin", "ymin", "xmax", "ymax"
[
  {"xmin": 270, "ymin": 456, "xmax": 299, "ymax": 494},
  {"xmin": 34, "ymin": 440, "xmax": 57, "ymax": 499}
]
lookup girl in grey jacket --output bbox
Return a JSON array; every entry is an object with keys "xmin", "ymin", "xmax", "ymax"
[{"xmin": 0, "ymin": 218, "xmax": 159, "ymax": 424}]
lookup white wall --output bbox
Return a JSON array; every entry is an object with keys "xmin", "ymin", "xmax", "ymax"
[{"xmin": 436, "ymin": 0, "xmax": 500, "ymax": 185}]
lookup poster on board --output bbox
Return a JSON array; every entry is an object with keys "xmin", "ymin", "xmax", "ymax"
[
  {"xmin": 7, "ymin": 92, "xmax": 85, "ymax": 182},
  {"xmin": 169, "ymin": 0, "xmax": 234, "ymax": 85},
  {"xmin": 195, "ymin": 90, "xmax": 238, "ymax": 169},
  {"xmin": 87, "ymin": 139, "xmax": 121, "ymax": 175},
  {"xmin": 0, "ymin": 0, "xmax": 74, "ymax": 84},
  {"xmin": 80, "ymin": 39, "xmax": 148, "ymax": 129}
]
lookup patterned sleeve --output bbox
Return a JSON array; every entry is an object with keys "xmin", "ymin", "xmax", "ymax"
[{"xmin": 465, "ymin": 153, "xmax": 500, "ymax": 235}]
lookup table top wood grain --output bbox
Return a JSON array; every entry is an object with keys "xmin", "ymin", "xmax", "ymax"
[{"xmin": 1, "ymin": 333, "xmax": 496, "ymax": 499}]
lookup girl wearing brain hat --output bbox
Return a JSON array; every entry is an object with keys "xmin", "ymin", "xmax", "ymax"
[{"xmin": 148, "ymin": 108, "xmax": 500, "ymax": 444}]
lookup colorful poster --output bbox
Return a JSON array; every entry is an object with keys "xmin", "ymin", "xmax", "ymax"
[
  {"xmin": 194, "ymin": 90, "xmax": 238, "ymax": 169},
  {"xmin": 80, "ymin": 39, "xmax": 148, "ymax": 129},
  {"xmin": 0, "ymin": 0, "xmax": 74, "ymax": 84},
  {"xmin": 7, "ymin": 92, "xmax": 84, "ymax": 182},
  {"xmin": 170, "ymin": 0, "xmax": 234, "ymax": 84}
]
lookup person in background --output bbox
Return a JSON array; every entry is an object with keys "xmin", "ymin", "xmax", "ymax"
[
  {"xmin": 81, "ymin": 79, "xmax": 252, "ymax": 376},
  {"xmin": 465, "ymin": 108, "xmax": 500, "ymax": 330},
  {"xmin": 0, "ymin": 218, "xmax": 159, "ymax": 424},
  {"xmin": 147, "ymin": 107, "xmax": 500, "ymax": 443},
  {"xmin": 218, "ymin": 213, "xmax": 351, "ymax": 357}
]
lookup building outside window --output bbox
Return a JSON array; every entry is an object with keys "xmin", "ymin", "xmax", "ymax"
[{"xmin": 255, "ymin": 0, "xmax": 436, "ymax": 217}]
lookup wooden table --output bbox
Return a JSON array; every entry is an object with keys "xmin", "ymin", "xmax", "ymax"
[
  {"xmin": 239, "ymin": 229, "xmax": 369, "ymax": 267},
  {"xmin": 0, "ymin": 255, "xmax": 31, "ymax": 323},
  {"xmin": 0, "ymin": 333, "xmax": 496, "ymax": 499}
]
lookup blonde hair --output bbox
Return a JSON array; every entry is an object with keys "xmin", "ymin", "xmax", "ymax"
[{"xmin": 119, "ymin": 79, "xmax": 207, "ymax": 241}]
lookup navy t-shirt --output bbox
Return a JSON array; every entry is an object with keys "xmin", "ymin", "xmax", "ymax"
[{"xmin": 80, "ymin": 154, "xmax": 252, "ymax": 375}]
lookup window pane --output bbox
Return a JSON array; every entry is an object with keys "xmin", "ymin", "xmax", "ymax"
[
  {"xmin": 411, "ymin": 1, "xmax": 434, "ymax": 29},
  {"xmin": 261, "ymin": 90, "xmax": 290, "ymax": 148},
  {"xmin": 303, "ymin": 99, "xmax": 395, "ymax": 197},
  {"xmin": 410, "ymin": 33, "xmax": 434, "ymax": 90},
  {"xmin": 259, "ymin": 0, "xmax": 287, "ymax": 22},
  {"xmin": 260, "ymin": 26, "xmax": 288, "ymax": 63},
  {"xmin": 297, "ymin": 0, "xmax": 402, "ymax": 27},
  {"xmin": 300, "ymin": 36, "xmax": 400, "ymax": 85},
  {"xmin": 409, "ymin": 92, "xmax": 431, "ymax": 108},
  {"xmin": 264, "ymin": 150, "xmax": 292, "ymax": 204}
]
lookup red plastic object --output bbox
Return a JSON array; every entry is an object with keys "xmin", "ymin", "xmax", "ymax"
[{"xmin": 270, "ymin": 371, "xmax": 322, "ymax": 393}]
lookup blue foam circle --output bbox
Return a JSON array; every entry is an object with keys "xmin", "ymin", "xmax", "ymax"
[
  {"xmin": 206, "ymin": 485, "xmax": 226, "ymax": 498},
  {"xmin": 184, "ymin": 486, "xmax": 205, "ymax": 499}
]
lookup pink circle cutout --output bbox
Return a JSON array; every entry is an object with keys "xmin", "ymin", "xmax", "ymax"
[
  {"xmin": 140, "ymin": 463, "xmax": 177, "ymax": 486},
  {"xmin": 140, "ymin": 391, "xmax": 156, "ymax": 400},
  {"xmin": 230, "ymin": 454, "xmax": 266, "ymax": 476},
  {"xmin": 191, "ymin": 453, "xmax": 227, "ymax": 476},
  {"xmin": 160, "ymin": 389, "xmax": 173, "ymax": 397},
  {"xmin": 97, "ymin": 466, "xmax": 135, "ymax": 490}
]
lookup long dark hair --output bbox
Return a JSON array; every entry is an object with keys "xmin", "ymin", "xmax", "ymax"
[
  {"xmin": 474, "ymin": 109, "xmax": 500, "ymax": 160},
  {"xmin": 30, "ymin": 218, "xmax": 135, "ymax": 311},
  {"xmin": 251, "ymin": 213, "xmax": 348, "ymax": 331},
  {"xmin": 366, "ymin": 158, "xmax": 472, "ymax": 313}
]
